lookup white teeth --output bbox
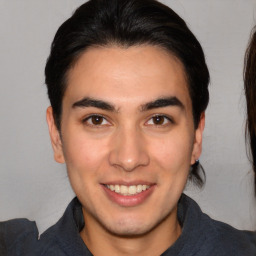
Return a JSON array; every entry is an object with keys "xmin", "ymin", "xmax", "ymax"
[
  {"xmin": 106, "ymin": 184, "xmax": 150, "ymax": 195},
  {"xmin": 128, "ymin": 185, "xmax": 137, "ymax": 195},
  {"xmin": 114, "ymin": 185, "xmax": 120, "ymax": 193},
  {"xmin": 137, "ymin": 185, "xmax": 142, "ymax": 193},
  {"xmin": 120, "ymin": 185, "xmax": 128, "ymax": 195}
]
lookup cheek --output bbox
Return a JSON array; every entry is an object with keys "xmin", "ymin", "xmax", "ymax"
[
  {"xmin": 62, "ymin": 131, "xmax": 109, "ymax": 177},
  {"xmin": 150, "ymin": 132, "xmax": 193, "ymax": 172},
  {"xmin": 62, "ymin": 133, "xmax": 111, "ymax": 202}
]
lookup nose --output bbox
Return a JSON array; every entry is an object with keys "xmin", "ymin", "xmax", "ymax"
[{"xmin": 108, "ymin": 127, "xmax": 150, "ymax": 172}]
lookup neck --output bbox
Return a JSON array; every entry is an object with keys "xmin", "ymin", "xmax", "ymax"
[{"xmin": 80, "ymin": 207, "xmax": 181, "ymax": 256}]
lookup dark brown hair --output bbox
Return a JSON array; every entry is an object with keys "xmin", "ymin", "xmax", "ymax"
[{"xmin": 244, "ymin": 27, "xmax": 256, "ymax": 193}]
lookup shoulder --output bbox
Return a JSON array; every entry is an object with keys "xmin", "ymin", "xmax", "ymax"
[
  {"xmin": 0, "ymin": 218, "xmax": 39, "ymax": 256},
  {"xmin": 38, "ymin": 198, "xmax": 90, "ymax": 256},
  {"xmin": 199, "ymin": 209, "xmax": 256, "ymax": 255},
  {"xmin": 179, "ymin": 195, "xmax": 256, "ymax": 256}
]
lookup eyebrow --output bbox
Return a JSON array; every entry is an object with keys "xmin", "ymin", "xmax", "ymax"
[
  {"xmin": 72, "ymin": 96, "xmax": 184, "ymax": 112},
  {"xmin": 141, "ymin": 96, "xmax": 184, "ymax": 111},
  {"xmin": 72, "ymin": 97, "xmax": 116, "ymax": 111}
]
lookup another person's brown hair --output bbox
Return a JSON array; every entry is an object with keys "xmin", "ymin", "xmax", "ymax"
[{"xmin": 244, "ymin": 27, "xmax": 256, "ymax": 193}]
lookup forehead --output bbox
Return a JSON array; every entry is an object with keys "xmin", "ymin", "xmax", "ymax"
[{"xmin": 64, "ymin": 45, "xmax": 191, "ymax": 110}]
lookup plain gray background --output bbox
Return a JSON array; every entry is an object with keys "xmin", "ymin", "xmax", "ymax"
[{"xmin": 0, "ymin": 0, "xmax": 256, "ymax": 234}]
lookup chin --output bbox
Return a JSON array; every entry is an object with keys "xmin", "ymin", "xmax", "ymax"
[
  {"xmin": 105, "ymin": 221, "xmax": 151, "ymax": 237},
  {"xmin": 100, "ymin": 212, "xmax": 165, "ymax": 237}
]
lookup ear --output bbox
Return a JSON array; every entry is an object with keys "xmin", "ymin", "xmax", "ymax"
[
  {"xmin": 46, "ymin": 106, "xmax": 65, "ymax": 163},
  {"xmin": 191, "ymin": 112, "xmax": 205, "ymax": 165}
]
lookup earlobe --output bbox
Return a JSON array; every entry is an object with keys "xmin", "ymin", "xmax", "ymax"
[
  {"xmin": 191, "ymin": 113, "xmax": 205, "ymax": 165},
  {"xmin": 46, "ymin": 107, "xmax": 65, "ymax": 163}
]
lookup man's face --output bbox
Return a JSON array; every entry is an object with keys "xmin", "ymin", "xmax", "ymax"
[{"xmin": 47, "ymin": 45, "xmax": 204, "ymax": 237}]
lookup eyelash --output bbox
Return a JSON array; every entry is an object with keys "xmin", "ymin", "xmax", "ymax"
[
  {"xmin": 82, "ymin": 114, "xmax": 111, "ymax": 127},
  {"xmin": 82, "ymin": 114, "xmax": 174, "ymax": 127},
  {"xmin": 145, "ymin": 114, "xmax": 174, "ymax": 126}
]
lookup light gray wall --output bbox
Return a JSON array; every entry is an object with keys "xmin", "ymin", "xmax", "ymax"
[{"xmin": 0, "ymin": 0, "xmax": 256, "ymax": 234}]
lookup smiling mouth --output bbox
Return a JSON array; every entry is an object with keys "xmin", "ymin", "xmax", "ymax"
[{"xmin": 105, "ymin": 184, "xmax": 150, "ymax": 196}]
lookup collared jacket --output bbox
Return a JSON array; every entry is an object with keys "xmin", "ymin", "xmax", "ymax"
[{"xmin": 1, "ymin": 194, "xmax": 256, "ymax": 255}]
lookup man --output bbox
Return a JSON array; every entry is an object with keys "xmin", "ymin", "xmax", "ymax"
[{"xmin": 1, "ymin": 0, "xmax": 255, "ymax": 255}]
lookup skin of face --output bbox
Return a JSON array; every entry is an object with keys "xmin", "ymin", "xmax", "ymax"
[{"xmin": 47, "ymin": 45, "xmax": 204, "ymax": 255}]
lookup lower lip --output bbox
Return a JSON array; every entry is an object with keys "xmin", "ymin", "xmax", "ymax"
[{"xmin": 102, "ymin": 185, "xmax": 155, "ymax": 207}]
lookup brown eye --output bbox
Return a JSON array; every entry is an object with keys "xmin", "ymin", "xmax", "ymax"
[
  {"xmin": 152, "ymin": 116, "xmax": 165, "ymax": 125},
  {"xmin": 84, "ymin": 115, "xmax": 109, "ymax": 126},
  {"xmin": 146, "ymin": 115, "xmax": 173, "ymax": 126},
  {"xmin": 91, "ymin": 116, "xmax": 104, "ymax": 125}
]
